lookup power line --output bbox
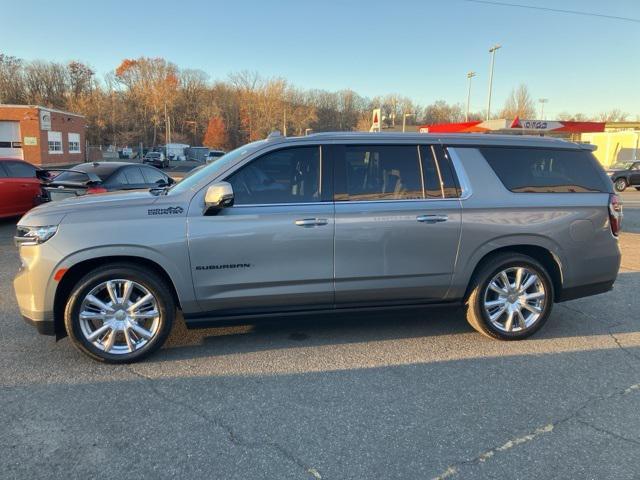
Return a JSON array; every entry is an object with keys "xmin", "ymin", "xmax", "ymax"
[{"xmin": 462, "ymin": 0, "xmax": 640, "ymax": 23}]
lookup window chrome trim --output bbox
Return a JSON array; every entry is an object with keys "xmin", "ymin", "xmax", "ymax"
[
  {"xmin": 231, "ymin": 201, "xmax": 333, "ymax": 208},
  {"xmin": 430, "ymin": 145, "xmax": 446, "ymax": 199},
  {"xmin": 445, "ymin": 147, "xmax": 473, "ymax": 200}
]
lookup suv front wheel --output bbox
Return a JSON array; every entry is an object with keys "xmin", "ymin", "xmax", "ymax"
[
  {"xmin": 465, "ymin": 253, "xmax": 553, "ymax": 340},
  {"xmin": 64, "ymin": 263, "xmax": 175, "ymax": 363}
]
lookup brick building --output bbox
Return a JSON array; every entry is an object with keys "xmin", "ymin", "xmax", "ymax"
[{"xmin": 0, "ymin": 105, "xmax": 86, "ymax": 166}]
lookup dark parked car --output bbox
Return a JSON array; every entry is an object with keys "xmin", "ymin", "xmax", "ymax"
[
  {"xmin": 143, "ymin": 152, "xmax": 169, "ymax": 169},
  {"xmin": 205, "ymin": 150, "xmax": 226, "ymax": 164},
  {"xmin": 43, "ymin": 162, "xmax": 174, "ymax": 202},
  {"xmin": 607, "ymin": 161, "xmax": 640, "ymax": 192},
  {"xmin": 0, "ymin": 158, "xmax": 47, "ymax": 218}
]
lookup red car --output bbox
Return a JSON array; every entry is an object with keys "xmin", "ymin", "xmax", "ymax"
[{"xmin": 0, "ymin": 158, "xmax": 46, "ymax": 219}]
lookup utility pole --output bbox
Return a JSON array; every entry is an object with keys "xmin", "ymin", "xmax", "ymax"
[
  {"xmin": 539, "ymin": 98, "xmax": 548, "ymax": 119},
  {"xmin": 486, "ymin": 44, "xmax": 501, "ymax": 120},
  {"xmin": 466, "ymin": 71, "xmax": 476, "ymax": 122},
  {"xmin": 283, "ymin": 106, "xmax": 287, "ymax": 137},
  {"xmin": 164, "ymin": 102, "xmax": 170, "ymax": 145}
]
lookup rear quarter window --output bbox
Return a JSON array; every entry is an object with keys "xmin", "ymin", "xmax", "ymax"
[{"xmin": 479, "ymin": 147, "xmax": 608, "ymax": 193}]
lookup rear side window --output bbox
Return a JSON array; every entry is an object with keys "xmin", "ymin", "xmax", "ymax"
[
  {"xmin": 479, "ymin": 147, "xmax": 608, "ymax": 193},
  {"xmin": 4, "ymin": 161, "xmax": 36, "ymax": 178},
  {"xmin": 107, "ymin": 170, "xmax": 128, "ymax": 186},
  {"xmin": 420, "ymin": 145, "xmax": 460, "ymax": 198},
  {"xmin": 0, "ymin": 164, "xmax": 7, "ymax": 178},
  {"xmin": 123, "ymin": 167, "xmax": 145, "ymax": 184},
  {"xmin": 336, "ymin": 145, "xmax": 424, "ymax": 201}
]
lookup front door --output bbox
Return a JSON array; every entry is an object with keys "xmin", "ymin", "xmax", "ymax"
[
  {"xmin": 188, "ymin": 145, "xmax": 335, "ymax": 314},
  {"xmin": 331, "ymin": 143, "xmax": 462, "ymax": 305}
]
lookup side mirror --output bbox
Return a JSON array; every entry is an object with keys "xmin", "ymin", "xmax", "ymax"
[{"xmin": 204, "ymin": 181, "xmax": 234, "ymax": 215}]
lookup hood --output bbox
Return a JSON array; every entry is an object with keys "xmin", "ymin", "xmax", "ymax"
[{"xmin": 19, "ymin": 190, "xmax": 161, "ymax": 227}]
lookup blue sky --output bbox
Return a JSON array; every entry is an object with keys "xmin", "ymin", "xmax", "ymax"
[{"xmin": 4, "ymin": 0, "xmax": 639, "ymax": 118}]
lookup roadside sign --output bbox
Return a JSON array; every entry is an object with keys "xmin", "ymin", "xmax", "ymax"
[{"xmin": 370, "ymin": 108, "xmax": 381, "ymax": 132}]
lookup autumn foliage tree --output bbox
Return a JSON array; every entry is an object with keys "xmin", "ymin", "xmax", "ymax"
[
  {"xmin": 203, "ymin": 117, "xmax": 228, "ymax": 149},
  {"xmin": 3, "ymin": 54, "xmax": 634, "ymax": 151}
]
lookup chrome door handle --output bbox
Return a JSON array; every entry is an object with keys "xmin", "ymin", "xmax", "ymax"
[
  {"xmin": 295, "ymin": 218, "xmax": 329, "ymax": 227},
  {"xmin": 416, "ymin": 214, "xmax": 448, "ymax": 223}
]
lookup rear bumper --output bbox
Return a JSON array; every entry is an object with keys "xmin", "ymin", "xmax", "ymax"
[{"xmin": 556, "ymin": 280, "xmax": 615, "ymax": 302}]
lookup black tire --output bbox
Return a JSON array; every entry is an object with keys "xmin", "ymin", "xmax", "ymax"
[
  {"xmin": 64, "ymin": 263, "xmax": 175, "ymax": 363},
  {"xmin": 635, "ymin": 187, "xmax": 640, "ymax": 191},
  {"xmin": 465, "ymin": 253, "xmax": 554, "ymax": 340},
  {"xmin": 614, "ymin": 178, "xmax": 627, "ymax": 192}
]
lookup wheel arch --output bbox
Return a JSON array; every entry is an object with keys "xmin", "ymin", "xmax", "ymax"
[
  {"xmin": 463, "ymin": 244, "xmax": 563, "ymax": 302},
  {"xmin": 53, "ymin": 255, "xmax": 183, "ymax": 339}
]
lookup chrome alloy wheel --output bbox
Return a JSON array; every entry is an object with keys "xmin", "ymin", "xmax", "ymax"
[
  {"xmin": 482, "ymin": 267, "xmax": 546, "ymax": 333},
  {"xmin": 78, "ymin": 279, "xmax": 161, "ymax": 355}
]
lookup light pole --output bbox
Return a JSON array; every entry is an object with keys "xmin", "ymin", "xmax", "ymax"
[
  {"xmin": 466, "ymin": 71, "xmax": 476, "ymax": 122},
  {"xmin": 402, "ymin": 112, "xmax": 415, "ymax": 132},
  {"xmin": 539, "ymin": 98, "xmax": 548, "ymax": 119},
  {"xmin": 486, "ymin": 44, "xmax": 501, "ymax": 120}
]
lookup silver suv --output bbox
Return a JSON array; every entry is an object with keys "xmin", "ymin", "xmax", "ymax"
[{"xmin": 14, "ymin": 133, "xmax": 622, "ymax": 363}]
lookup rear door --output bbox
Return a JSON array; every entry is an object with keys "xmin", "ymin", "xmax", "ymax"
[
  {"xmin": 188, "ymin": 145, "xmax": 335, "ymax": 314},
  {"xmin": 331, "ymin": 143, "xmax": 462, "ymax": 305},
  {"xmin": 2, "ymin": 161, "xmax": 40, "ymax": 215},
  {"xmin": 0, "ymin": 163, "xmax": 15, "ymax": 217}
]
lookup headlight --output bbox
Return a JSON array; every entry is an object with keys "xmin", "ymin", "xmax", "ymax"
[{"xmin": 14, "ymin": 225, "xmax": 58, "ymax": 246}]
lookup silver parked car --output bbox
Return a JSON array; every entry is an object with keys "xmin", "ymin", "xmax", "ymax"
[{"xmin": 14, "ymin": 132, "xmax": 622, "ymax": 363}]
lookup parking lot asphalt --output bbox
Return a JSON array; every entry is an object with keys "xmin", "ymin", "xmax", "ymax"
[{"xmin": 1, "ymin": 192, "xmax": 639, "ymax": 479}]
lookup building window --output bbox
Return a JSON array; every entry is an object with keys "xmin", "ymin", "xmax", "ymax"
[
  {"xmin": 48, "ymin": 131, "xmax": 63, "ymax": 154},
  {"xmin": 68, "ymin": 133, "xmax": 81, "ymax": 153}
]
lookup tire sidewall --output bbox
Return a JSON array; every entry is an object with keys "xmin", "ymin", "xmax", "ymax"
[
  {"xmin": 614, "ymin": 178, "xmax": 627, "ymax": 192},
  {"xmin": 474, "ymin": 257, "xmax": 554, "ymax": 340},
  {"xmin": 64, "ymin": 265, "xmax": 174, "ymax": 363}
]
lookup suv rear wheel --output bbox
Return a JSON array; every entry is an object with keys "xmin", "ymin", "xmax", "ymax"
[
  {"xmin": 614, "ymin": 178, "xmax": 627, "ymax": 192},
  {"xmin": 64, "ymin": 263, "xmax": 175, "ymax": 363},
  {"xmin": 465, "ymin": 253, "xmax": 553, "ymax": 340}
]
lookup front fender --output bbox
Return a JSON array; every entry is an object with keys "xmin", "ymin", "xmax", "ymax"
[{"xmin": 45, "ymin": 244, "xmax": 199, "ymax": 317}]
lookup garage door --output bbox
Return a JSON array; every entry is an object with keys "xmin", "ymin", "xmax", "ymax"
[{"xmin": 0, "ymin": 121, "xmax": 23, "ymax": 159}]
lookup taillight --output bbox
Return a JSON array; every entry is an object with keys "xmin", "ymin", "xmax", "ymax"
[
  {"xmin": 609, "ymin": 194, "xmax": 623, "ymax": 236},
  {"xmin": 86, "ymin": 186, "xmax": 108, "ymax": 194}
]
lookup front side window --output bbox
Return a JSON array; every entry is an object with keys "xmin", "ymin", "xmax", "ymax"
[
  {"xmin": 48, "ymin": 131, "xmax": 63, "ymax": 154},
  {"xmin": 227, "ymin": 146, "xmax": 321, "ymax": 205},
  {"xmin": 141, "ymin": 166, "xmax": 167, "ymax": 184},
  {"xmin": 479, "ymin": 147, "xmax": 609, "ymax": 193},
  {"xmin": 336, "ymin": 145, "xmax": 423, "ymax": 201}
]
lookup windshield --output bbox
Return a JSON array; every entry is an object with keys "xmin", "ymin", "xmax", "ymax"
[{"xmin": 169, "ymin": 141, "xmax": 267, "ymax": 195}]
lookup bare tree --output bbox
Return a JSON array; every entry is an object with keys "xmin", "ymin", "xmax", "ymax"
[
  {"xmin": 422, "ymin": 100, "xmax": 465, "ymax": 125},
  {"xmin": 597, "ymin": 109, "xmax": 628, "ymax": 122},
  {"xmin": 500, "ymin": 84, "xmax": 536, "ymax": 119}
]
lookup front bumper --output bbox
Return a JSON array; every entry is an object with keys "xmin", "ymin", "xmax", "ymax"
[
  {"xmin": 21, "ymin": 312, "xmax": 56, "ymax": 335},
  {"xmin": 13, "ymin": 244, "xmax": 60, "ymax": 337}
]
